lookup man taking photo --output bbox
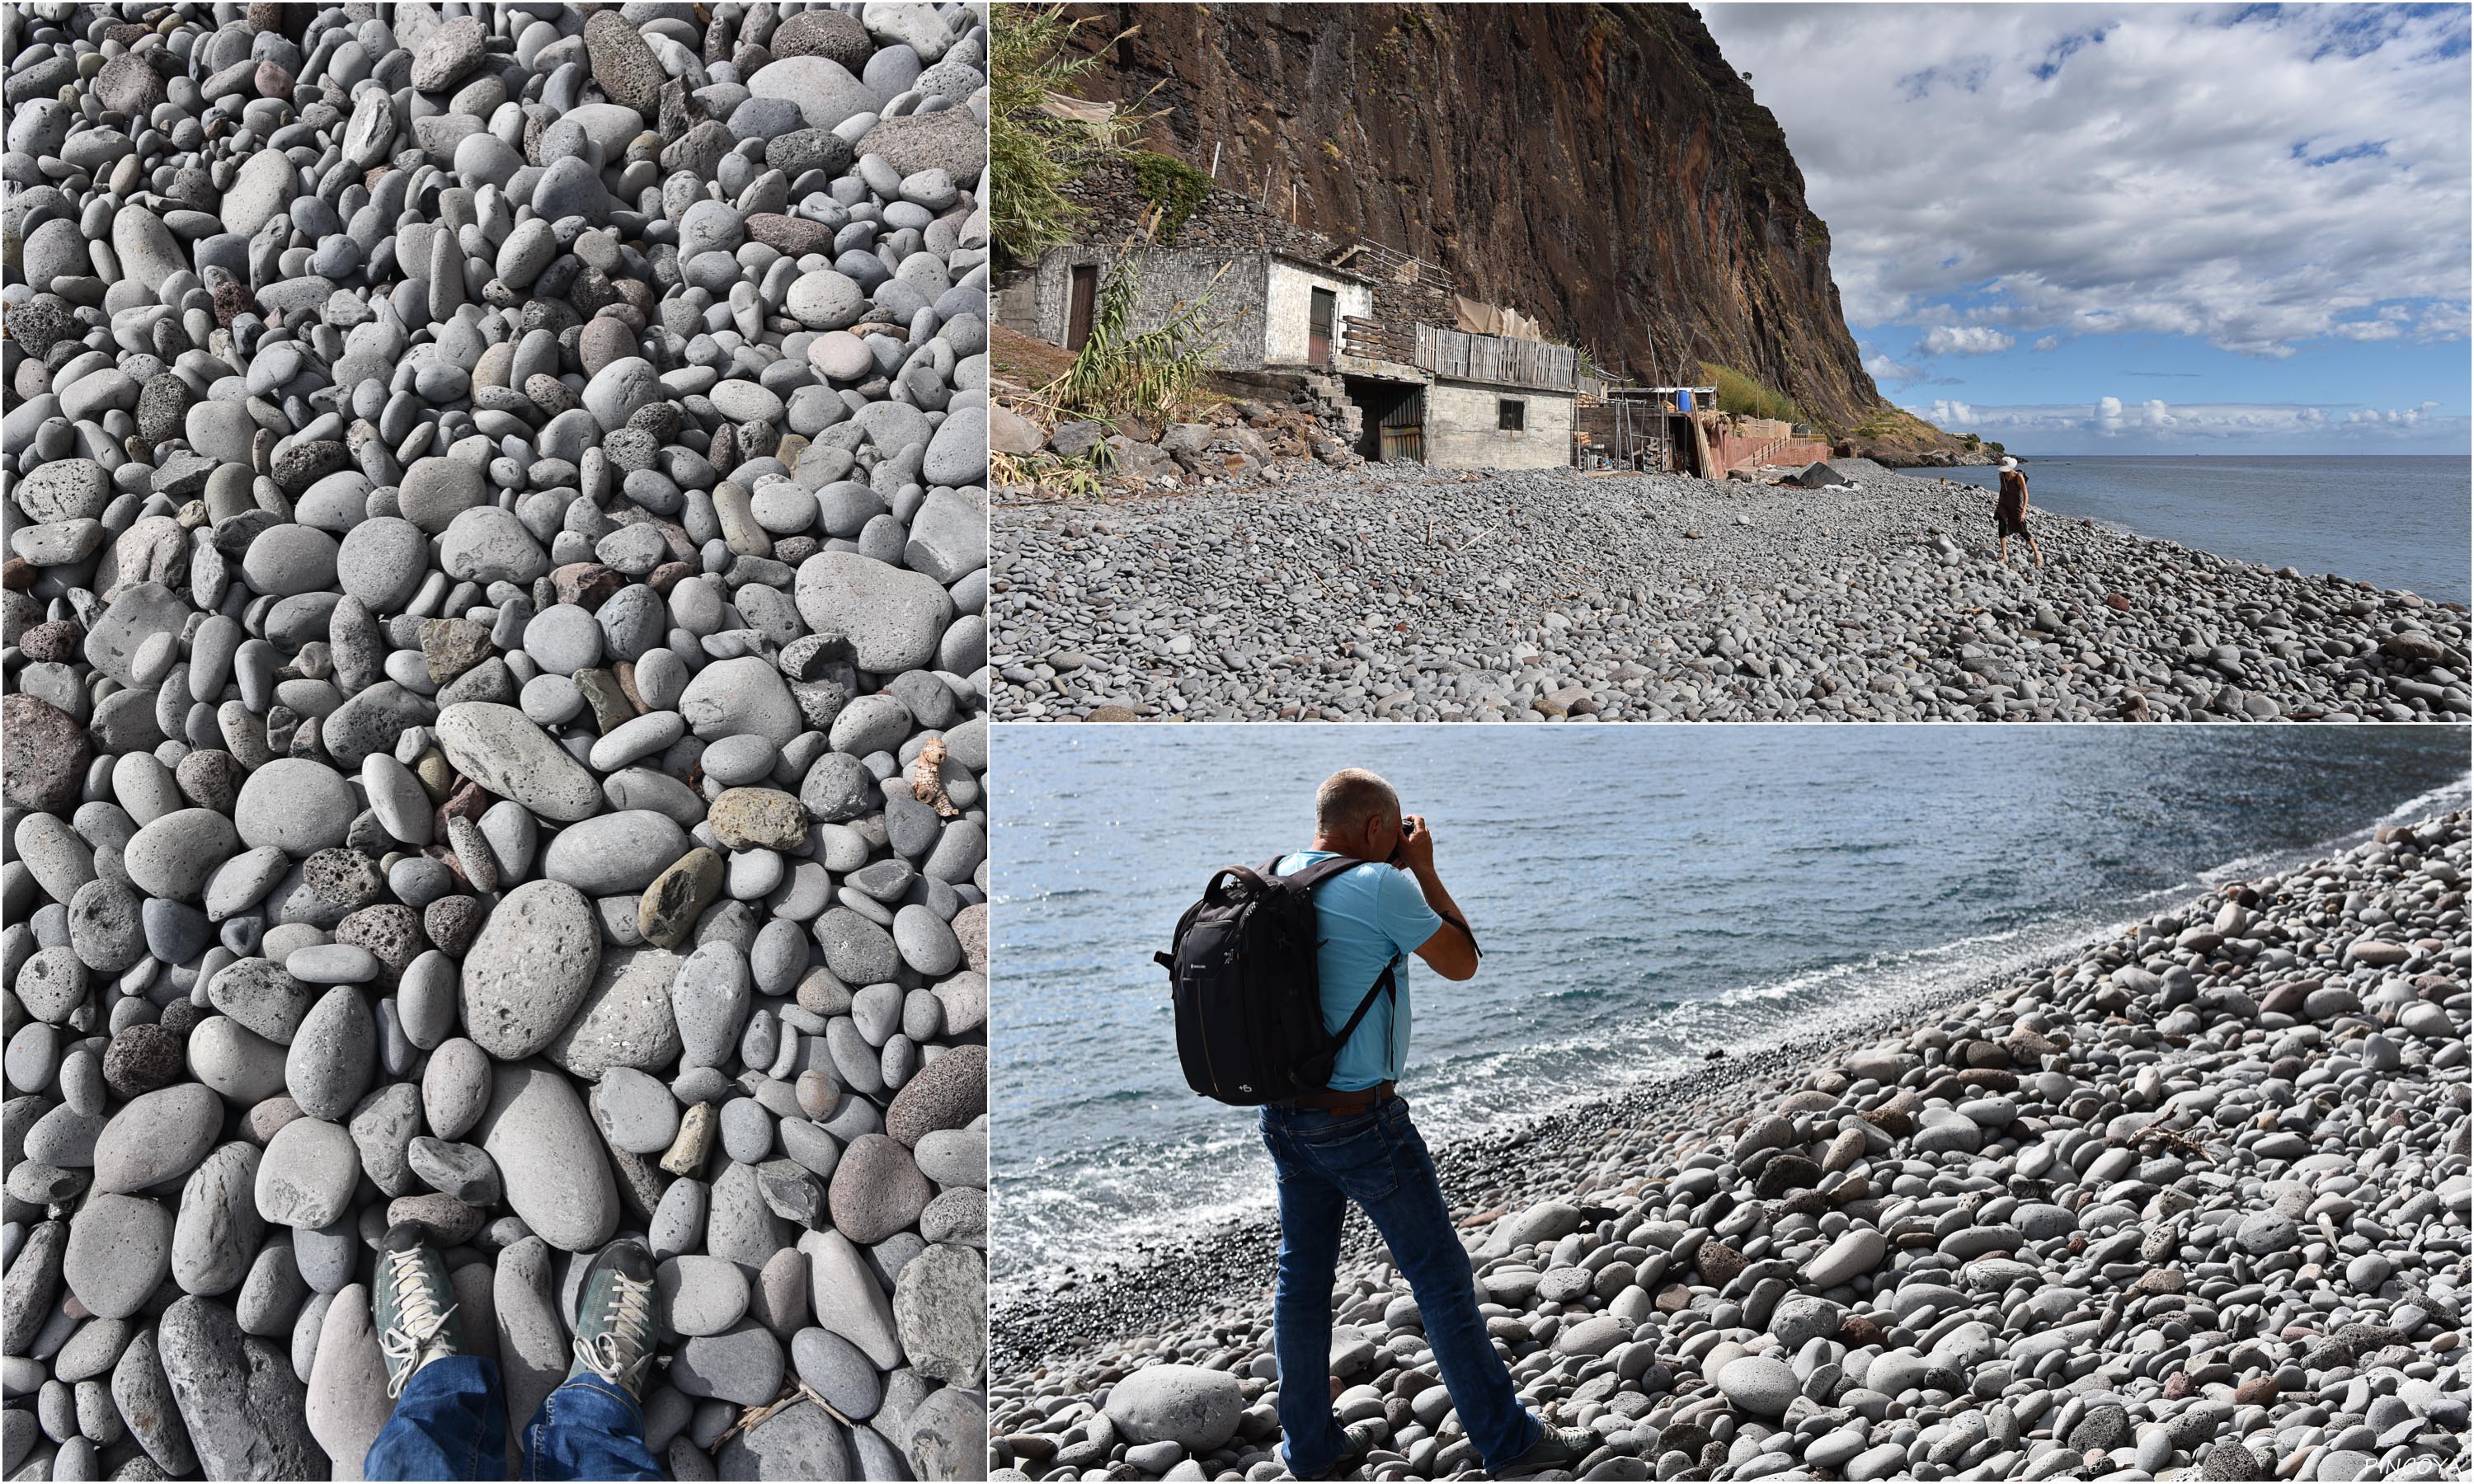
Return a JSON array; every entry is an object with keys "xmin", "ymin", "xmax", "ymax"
[{"xmin": 1257, "ymin": 768, "xmax": 1589, "ymax": 1480}]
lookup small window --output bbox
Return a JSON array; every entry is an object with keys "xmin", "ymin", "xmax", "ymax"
[{"xmin": 1498, "ymin": 398, "xmax": 1526, "ymax": 431}]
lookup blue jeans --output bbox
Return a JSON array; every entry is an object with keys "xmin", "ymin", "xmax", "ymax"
[
  {"xmin": 1260, "ymin": 1097, "xmax": 1541, "ymax": 1477},
  {"xmin": 363, "ymin": 1356, "xmax": 664, "ymax": 1481}
]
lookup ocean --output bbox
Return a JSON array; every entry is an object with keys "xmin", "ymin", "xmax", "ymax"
[
  {"xmin": 989, "ymin": 726, "xmax": 2472, "ymax": 1289},
  {"xmin": 1927, "ymin": 454, "xmax": 2470, "ymax": 605}
]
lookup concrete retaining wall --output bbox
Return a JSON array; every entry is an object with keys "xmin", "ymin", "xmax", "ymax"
[{"xmin": 1424, "ymin": 381, "xmax": 1574, "ymax": 470}]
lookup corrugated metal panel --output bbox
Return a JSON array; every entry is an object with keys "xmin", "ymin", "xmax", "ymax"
[{"xmin": 1380, "ymin": 386, "xmax": 1423, "ymax": 462}]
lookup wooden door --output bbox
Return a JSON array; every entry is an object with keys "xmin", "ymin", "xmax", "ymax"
[
  {"xmin": 1066, "ymin": 265, "xmax": 1098, "ymax": 350},
  {"xmin": 1308, "ymin": 288, "xmax": 1334, "ymax": 365}
]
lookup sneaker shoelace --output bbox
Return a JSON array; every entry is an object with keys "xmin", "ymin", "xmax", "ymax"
[
  {"xmin": 573, "ymin": 1270, "xmax": 656, "ymax": 1389},
  {"xmin": 376, "ymin": 1246, "xmax": 459, "ymax": 1398}
]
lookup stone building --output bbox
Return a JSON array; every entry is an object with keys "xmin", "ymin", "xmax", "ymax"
[{"xmin": 994, "ymin": 161, "xmax": 1582, "ymax": 472}]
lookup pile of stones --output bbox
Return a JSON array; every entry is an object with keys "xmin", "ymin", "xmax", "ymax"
[
  {"xmin": 986, "ymin": 402, "xmax": 1361, "ymax": 489},
  {"xmin": 4, "ymin": 1, "xmax": 990, "ymax": 1477},
  {"xmin": 986, "ymin": 462, "xmax": 2469, "ymax": 723},
  {"xmin": 990, "ymin": 813, "xmax": 2471, "ymax": 1482}
]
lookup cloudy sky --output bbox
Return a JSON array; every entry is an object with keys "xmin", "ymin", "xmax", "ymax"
[{"xmin": 1702, "ymin": 3, "xmax": 2472, "ymax": 453}]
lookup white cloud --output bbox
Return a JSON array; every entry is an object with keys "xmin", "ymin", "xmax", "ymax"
[
  {"xmin": 1864, "ymin": 350, "xmax": 1927, "ymax": 387},
  {"xmin": 2345, "ymin": 400, "xmax": 2443, "ymax": 425},
  {"xmin": 1918, "ymin": 325, "xmax": 2017, "ymax": 356},
  {"xmin": 2331, "ymin": 305, "xmax": 2414, "ymax": 340},
  {"xmin": 1705, "ymin": 5, "xmax": 2473, "ymax": 357},
  {"xmin": 1903, "ymin": 395, "xmax": 2458, "ymax": 442},
  {"xmin": 2418, "ymin": 303, "xmax": 2472, "ymax": 339},
  {"xmin": 2032, "ymin": 336, "xmax": 2060, "ymax": 353}
]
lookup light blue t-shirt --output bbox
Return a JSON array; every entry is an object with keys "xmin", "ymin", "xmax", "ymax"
[{"xmin": 1276, "ymin": 852, "xmax": 1444, "ymax": 1091}]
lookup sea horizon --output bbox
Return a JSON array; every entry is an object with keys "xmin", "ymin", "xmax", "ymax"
[
  {"xmin": 1922, "ymin": 452, "xmax": 2468, "ymax": 601},
  {"xmin": 1985, "ymin": 451, "xmax": 2469, "ymax": 460}
]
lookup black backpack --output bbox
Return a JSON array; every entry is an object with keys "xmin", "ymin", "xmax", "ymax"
[{"xmin": 1153, "ymin": 856, "xmax": 1402, "ymax": 1106}]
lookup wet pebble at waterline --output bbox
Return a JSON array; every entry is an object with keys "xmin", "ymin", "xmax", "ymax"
[
  {"xmin": 3, "ymin": 1, "xmax": 990, "ymax": 1478},
  {"xmin": 991, "ymin": 814, "xmax": 2471, "ymax": 1482}
]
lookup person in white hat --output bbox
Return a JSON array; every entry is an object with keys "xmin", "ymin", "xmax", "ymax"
[{"xmin": 1994, "ymin": 456, "xmax": 2042, "ymax": 569}]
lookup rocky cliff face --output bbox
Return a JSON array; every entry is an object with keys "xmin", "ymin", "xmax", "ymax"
[{"xmin": 1056, "ymin": 2, "xmax": 1893, "ymax": 431}]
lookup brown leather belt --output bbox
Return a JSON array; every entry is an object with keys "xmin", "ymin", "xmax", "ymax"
[{"xmin": 1279, "ymin": 1081, "xmax": 1397, "ymax": 1115}]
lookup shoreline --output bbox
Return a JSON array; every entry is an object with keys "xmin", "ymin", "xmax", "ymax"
[
  {"xmin": 991, "ymin": 954, "xmax": 2070, "ymax": 1365},
  {"xmin": 990, "ymin": 810, "xmax": 2471, "ymax": 1481},
  {"xmin": 991, "ymin": 768, "xmax": 2474, "ymax": 1322},
  {"xmin": 1879, "ymin": 459, "xmax": 2469, "ymax": 608},
  {"xmin": 987, "ymin": 462, "xmax": 2471, "ymax": 723}
]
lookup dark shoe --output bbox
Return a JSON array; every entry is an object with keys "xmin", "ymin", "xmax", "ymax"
[
  {"xmin": 374, "ymin": 1223, "xmax": 464, "ymax": 1397},
  {"xmin": 567, "ymin": 1237, "xmax": 660, "ymax": 1397},
  {"xmin": 1292, "ymin": 1420, "xmax": 1385, "ymax": 1480},
  {"xmin": 1496, "ymin": 1422, "xmax": 1594, "ymax": 1477}
]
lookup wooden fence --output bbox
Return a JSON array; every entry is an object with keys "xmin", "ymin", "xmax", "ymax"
[
  {"xmin": 1337, "ymin": 317, "xmax": 1578, "ymax": 392},
  {"xmin": 1415, "ymin": 323, "xmax": 1578, "ymax": 391}
]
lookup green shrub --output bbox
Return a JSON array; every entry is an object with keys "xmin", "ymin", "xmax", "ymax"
[
  {"xmin": 1698, "ymin": 361, "xmax": 1806, "ymax": 425},
  {"xmin": 1048, "ymin": 243, "xmax": 1234, "ymax": 419},
  {"xmin": 990, "ymin": 4, "xmax": 1136, "ymax": 266},
  {"xmin": 1129, "ymin": 150, "xmax": 1216, "ymax": 244}
]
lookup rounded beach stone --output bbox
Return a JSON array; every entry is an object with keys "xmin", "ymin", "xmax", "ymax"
[
  {"xmin": 540, "ymin": 811, "xmax": 690, "ymax": 896},
  {"xmin": 336, "ymin": 519, "xmax": 430, "ymax": 612},
  {"xmin": 790, "ymin": 1327, "xmax": 882, "ymax": 1418},
  {"xmin": 421, "ymin": 1039, "xmax": 494, "ymax": 1142},
  {"xmin": 460, "ymin": 881, "xmax": 602, "ymax": 1059},
  {"xmin": 255, "ymin": 1118, "xmax": 361, "ymax": 1229},
  {"xmin": 93, "ymin": 1083, "xmax": 223, "ymax": 1194},
  {"xmin": 715, "ymin": 1399, "xmax": 853, "ymax": 1479},
  {"xmin": 435, "ymin": 703, "xmax": 604, "ymax": 823},
  {"xmin": 233, "ymin": 759, "xmax": 357, "ymax": 856},
  {"xmin": 825, "ymin": 1134, "xmax": 931, "ymax": 1244},
  {"xmin": 476, "ymin": 1062, "xmax": 618, "ymax": 1252},
  {"xmin": 670, "ymin": 1320, "xmax": 783, "ymax": 1406},
  {"xmin": 64, "ymin": 1194, "xmax": 175, "ymax": 1320},
  {"xmin": 123, "ymin": 810, "xmax": 243, "ymax": 902},
  {"xmin": 543, "ymin": 949, "xmax": 686, "ymax": 1079},
  {"xmin": 885, "ymin": 1044, "xmax": 985, "ymax": 1146},
  {"xmin": 171, "ymin": 1143, "xmax": 266, "ymax": 1297},
  {"xmin": 285, "ymin": 984, "xmax": 376, "ymax": 1120},
  {"xmin": 656, "ymin": 1256, "xmax": 752, "ymax": 1339},
  {"xmin": 671, "ymin": 942, "xmax": 754, "ymax": 1071},
  {"xmin": 592, "ymin": 1067, "xmax": 681, "ymax": 1154},
  {"xmin": 1103, "ymin": 1364, "xmax": 1244, "ymax": 1453},
  {"xmin": 793, "ymin": 553, "xmax": 955, "ymax": 674}
]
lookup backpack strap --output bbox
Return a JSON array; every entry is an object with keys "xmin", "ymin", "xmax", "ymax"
[
  {"xmin": 1272, "ymin": 853, "xmax": 1403, "ymax": 1065},
  {"xmin": 1328, "ymin": 960, "xmax": 1396, "ymax": 1051},
  {"xmin": 1270, "ymin": 853, "xmax": 1367, "ymax": 890}
]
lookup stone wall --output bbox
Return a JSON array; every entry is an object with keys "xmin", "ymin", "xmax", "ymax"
[
  {"xmin": 1425, "ymin": 382, "xmax": 1574, "ymax": 470},
  {"xmin": 1022, "ymin": 246, "xmax": 1273, "ymax": 370},
  {"xmin": 1262, "ymin": 259, "xmax": 1372, "ymax": 368},
  {"xmin": 1060, "ymin": 157, "xmax": 1342, "ymax": 261}
]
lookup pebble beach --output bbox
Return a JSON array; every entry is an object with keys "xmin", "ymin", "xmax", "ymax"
[
  {"xmin": 4, "ymin": 2, "xmax": 990, "ymax": 1477},
  {"xmin": 990, "ymin": 810, "xmax": 2472, "ymax": 1482},
  {"xmin": 988, "ymin": 462, "xmax": 2471, "ymax": 724}
]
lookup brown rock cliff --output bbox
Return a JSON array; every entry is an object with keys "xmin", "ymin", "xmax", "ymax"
[{"xmin": 1053, "ymin": 2, "xmax": 1893, "ymax": 431}]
